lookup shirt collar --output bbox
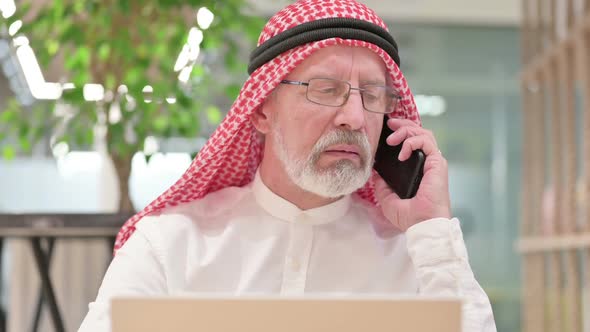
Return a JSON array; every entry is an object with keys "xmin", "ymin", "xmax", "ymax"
[{"xmin": 251, "ymin": 169, "xmax": 351, "ymax": 225}]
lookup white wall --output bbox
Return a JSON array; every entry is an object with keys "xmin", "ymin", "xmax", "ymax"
[{"xmin": 250, "ymin": 0, "xmax": 521, "ymax": 26}]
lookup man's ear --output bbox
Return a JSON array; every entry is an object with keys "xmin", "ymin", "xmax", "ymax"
[{"xmin": 251, "ymin": 99, "xmax": 274, "ymax": 134}]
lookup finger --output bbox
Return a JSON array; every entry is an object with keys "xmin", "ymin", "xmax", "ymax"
[
  {"xmin": 385, "ymin": 126, "xmax": 411, "ymax": 147},
  {"xmin": 399, "ymin": 135, "xmax": 438, "ymax": 161},
  {"xmin": 422, "ymin": 150, "xmax": 447, "ymax": 174},
  {"xmin": 372, "ymin": 172, "xmax": 391, "ymax": 202},
  {"xmin": 386, "ymin": 126, "xmax": 434, "ymax": 147},
  {"xmin": 387, "ymin": 118, "xmax": 421, "ymax": 131},
  {"xmin": 373, "ymin": 172, "xmax": 404, "ymax": 201},
  {"xmin": 386, "ymin": 120, "xmax": 435, "ymax": 143}
]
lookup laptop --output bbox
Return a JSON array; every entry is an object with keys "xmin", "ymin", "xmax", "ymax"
[{"xmin": 111, "ymin": 294, "xmax": 461, "ymax": 332}]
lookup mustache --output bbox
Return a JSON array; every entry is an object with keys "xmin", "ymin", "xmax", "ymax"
[{"xmin": 311, "ymin": 129, "xmax": 371, "ymax": 161}]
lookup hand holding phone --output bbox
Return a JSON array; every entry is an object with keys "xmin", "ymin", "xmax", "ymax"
[
  {"xmin": 372, "ymin": 117, "xmax": 452, "ymax": 231},
  {"xmin": 373, "ymin": 117, "xmax": 425, "ymax": 199}
]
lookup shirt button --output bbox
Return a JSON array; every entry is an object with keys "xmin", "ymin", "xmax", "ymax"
[
  {"xmin": 291, "ymin": 258, "xmax": 301, "ymax": 271},
  {"xmin": 297, "ymin": 213, "xmax": 311, "ymax": 223}
]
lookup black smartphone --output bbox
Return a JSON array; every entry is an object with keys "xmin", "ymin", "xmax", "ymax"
[{"xmin": 373, "ymin": 117, "xmax": 425, "ymax": 199}]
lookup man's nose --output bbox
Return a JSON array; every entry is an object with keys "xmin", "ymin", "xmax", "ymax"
[{"xmin": 335, "ymin": 90, "xmax": 366, "ymax": 131}]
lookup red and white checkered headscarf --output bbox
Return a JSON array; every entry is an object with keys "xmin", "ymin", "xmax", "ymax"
[{"xmin": 114, "ymin": 0, "xmax": 420, "ymax": 252}]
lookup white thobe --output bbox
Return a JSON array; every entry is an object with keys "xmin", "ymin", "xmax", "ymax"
[{"xmin": 79, "ymin": 170, "xmax": 496, "ymax": 331}]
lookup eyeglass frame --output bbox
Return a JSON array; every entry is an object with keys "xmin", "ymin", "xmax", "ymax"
[{"xmin": 279, "ymin": 78, "xmax": 402, "ymax": 114}]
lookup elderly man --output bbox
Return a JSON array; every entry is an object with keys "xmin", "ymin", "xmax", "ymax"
[{"xmin": 80, "ymin": 0, "xmax": 496, "ymax": 331}]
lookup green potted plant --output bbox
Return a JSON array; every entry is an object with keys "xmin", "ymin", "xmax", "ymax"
[{"xmin": 0, "ymin": 0, "xmax": 266, "ymax": 212}]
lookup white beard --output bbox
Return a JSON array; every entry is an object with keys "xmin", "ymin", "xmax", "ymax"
[{"xmin": 272, "ymin": 125, "xmax": 373, "ymax": 198}]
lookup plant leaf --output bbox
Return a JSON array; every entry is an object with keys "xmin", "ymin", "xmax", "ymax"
[
  {"xmin": 2, "ymin": 146, "xmax": 16, "ymax": 160},
  {"xmin": 206, "ymin": 105, "xmax": 222, "ymax": 125}
]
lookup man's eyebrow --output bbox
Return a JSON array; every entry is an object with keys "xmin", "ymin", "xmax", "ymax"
[
  {"xmin": 360, "ymin": 79, "xmax": 387, "ymax": 85},
  {"xmin": 299, "ymin": 72, "xmax": 387, "ymax": 85},
  {"xmin": 303, "ymin": 70, "xmax": 339, "ymax": 79}
]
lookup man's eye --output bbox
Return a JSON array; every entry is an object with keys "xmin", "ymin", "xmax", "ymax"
[
  {"xmin": 363, "ymin": 93, "xmax": 379, "ymax": 101},
  {"xmin": 317, "ymin": 87, "xmax": 338, "ymax": 94},
  {"xmin": 365, "ymin": 89, "xmax": 386, "ymax": 102}
]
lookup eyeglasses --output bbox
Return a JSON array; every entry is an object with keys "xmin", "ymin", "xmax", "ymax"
[{"xmin": 280, "ymin": 78, "xmax": 401, "ymax": 114}]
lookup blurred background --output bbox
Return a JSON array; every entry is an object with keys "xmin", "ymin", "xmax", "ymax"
[{"xmin": 0, "ymin": 0, "xmax": 539, "ymax": 331}]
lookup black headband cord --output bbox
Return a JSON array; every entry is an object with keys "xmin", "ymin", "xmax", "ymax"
[{"xmin": 247, "ymin": 18, "xmax": 400, "ymax": 75}]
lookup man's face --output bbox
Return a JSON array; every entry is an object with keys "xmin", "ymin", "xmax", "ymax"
[{"xmin": 262, "ymin": 45, "xmax": 388, "ymax": 198}]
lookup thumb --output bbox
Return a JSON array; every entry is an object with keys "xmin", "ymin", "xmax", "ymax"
[{"xmin": 373, "ymin": 173, "xmax": 411, "ymax": 231}]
